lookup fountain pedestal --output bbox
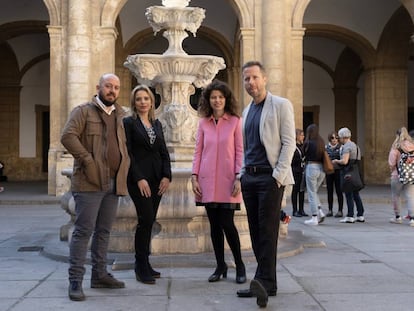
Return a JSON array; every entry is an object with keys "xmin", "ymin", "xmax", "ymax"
[{"xmin": 122, "ymin": 0, "xmax": 230, "ymax": 254}]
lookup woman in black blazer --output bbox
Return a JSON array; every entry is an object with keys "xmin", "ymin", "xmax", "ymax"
[{"xmin": 123, "ymin": 85, "xmax": 172, "ymax": 284}]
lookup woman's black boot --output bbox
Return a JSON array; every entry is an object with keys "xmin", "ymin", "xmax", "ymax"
[
  {"xmin": 208, "ymin": 264, "xmax": 228, "ymax": 282},
  {"xmin": 135, "ymin": 261, "xmax": 155, "ymax": 285},
  {"xmin": 236, "ymin": 263, "xmax": 247, "ymax": 284},
  {"xmin": 148, "ymin": 262, "xmax": 161, "ymax": 278}
]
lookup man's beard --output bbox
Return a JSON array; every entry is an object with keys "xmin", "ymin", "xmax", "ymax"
[{"xmin": 98, "ymin": 91, "xmax": 116, "ymax": 106}]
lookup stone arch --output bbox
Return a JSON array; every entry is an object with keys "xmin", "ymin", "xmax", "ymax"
[
  {"xmin": 376, "ymin": 6, "xmax": 413, "ymax": 68},
  {"xmin": 122, "ymin": 28, "xmax": 155, "ymax": 58},
  {"xmin": 228, "ymin": 0, "xmax": 253, "ymax": 28},
  {"xmin": 197, "ymin": 26, "xmax": 235, "ymax": 69},
  {"xmin": 333, "ymin": 48, "xmax": 363, "ymax": 141},
  {"xmin": 0, "ymin": 42, "xmax": 20, "ymax": 84},
  {"xmin": 101, "ymin": 0, "xmax": 128, "ymax": 27},
  {"xmin": 303, "ymin": 55, "xmax": 334, "ymax": 79},
  {"xmin": 0, "ymin": 21, "xmax": 48, "ymax": 41},
  {"xmin": 292, "ymin": 0, "xmax": 311, "ymax": 28},
  {"xmin": 400, "ymin": 0, "xmax": 414, "ymax": 24},
  {"xmin": 21, "ymin": 53, "xmax": 50, "ymax": 78},
  {"xmin": 304, "ymin": 24, "xmax": 376, "ymax": 69},
  {"xmin": 42, "ymin": 0, "xmax": 60, "ymax": 25}
]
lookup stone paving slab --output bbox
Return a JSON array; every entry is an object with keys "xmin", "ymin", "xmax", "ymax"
[{"xmin": 2, "ymin": 183, "xmax": 414, "ymax": 311}]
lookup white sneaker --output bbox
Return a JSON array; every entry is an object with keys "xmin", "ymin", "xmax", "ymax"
[
  {"xmin": 318, "ymin": 207, "xmax": 325, "ymax": 224},
  {"xmin": 389, "ymin": 216, "xmax": 402, "ymax": 224},
  {"xmin": 409, "ymin": 219, "xmax": 414, "ymax": 227},
  {"xmin": 356, "ymin": 216, "xmax": 365, "ymax": 223},
  {"xmin": 304, "ymin": 216, "xmax": 318, "ymax": 226},
  {"xmin": 339, "ymin": 217, "xmax": 355, "ymax": 223}
]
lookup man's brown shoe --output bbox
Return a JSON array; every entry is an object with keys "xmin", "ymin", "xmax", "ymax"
[
  {"xmin": 68, "ymin": 281, "xmax": 85, "ymax": 301},
  {"xmin": 90, "ymin": 273, "xmax": 125, "ymax": 288}
]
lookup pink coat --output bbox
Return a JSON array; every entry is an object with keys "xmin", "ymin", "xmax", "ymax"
[{"xmin": 192, "ymin": 114, "xmax": 243, "ymax": 203}]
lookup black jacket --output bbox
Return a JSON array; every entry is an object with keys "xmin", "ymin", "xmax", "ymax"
[{"xmin": 123, "ymin": 116, "xmax": 171, "ymax": 184}]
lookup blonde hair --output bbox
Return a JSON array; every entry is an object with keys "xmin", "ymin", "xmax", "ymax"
[
  {"xmin": 392, "ymin": 127, "xmax": 414, "ymax": 149},
  {"xmin": 129, "ymin": 84, "xmax": 155, "ymax": 122}
]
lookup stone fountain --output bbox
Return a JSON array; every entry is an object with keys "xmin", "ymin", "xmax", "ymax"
[
  {"xmin": 60, "ymin": 0, "xmax": 288, "ymax": 255},
  {"xmin": 120, "ymin": 0, "xmax": 245, "ymax": 254},
  {"xmin": 60, "ymin": 0, "xmax": 253, "ymax": 255}
]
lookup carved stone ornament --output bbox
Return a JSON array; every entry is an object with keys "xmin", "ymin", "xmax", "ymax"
[{"xmin": 162, "ymin": 0, "xmax": 190, "ymax": 8}]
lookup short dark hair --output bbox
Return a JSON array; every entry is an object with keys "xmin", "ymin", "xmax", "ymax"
[{"xmin": 242, "ymin": 61, "xmax": 266, "ymax": 75}]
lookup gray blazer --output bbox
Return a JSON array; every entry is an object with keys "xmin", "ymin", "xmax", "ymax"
[{"xmin": 241, "ymin": 92, "xmax": 296, "ymax": 186}]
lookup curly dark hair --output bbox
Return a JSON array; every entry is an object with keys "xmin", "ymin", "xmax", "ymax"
[{"xmin": 197, "ymin": 80, "xmax": 239, "ymax": 118}]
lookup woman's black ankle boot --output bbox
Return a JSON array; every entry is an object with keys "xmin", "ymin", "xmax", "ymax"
[
  {"xmin": 236, "ymin": 263, "xmax": 246, "ymax": 284},
  {"xmin": 208, "ymin": 264, "xmax": 228, "ymax": 282},
  {"xmin": 135, "ymin": 262, "xmax": 155, "ymax": 285}
]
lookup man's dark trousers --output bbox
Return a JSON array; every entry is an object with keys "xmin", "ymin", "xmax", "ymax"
[{"xmin": 241, "ymin": 172, "xmax": 284, "ymax": 292}]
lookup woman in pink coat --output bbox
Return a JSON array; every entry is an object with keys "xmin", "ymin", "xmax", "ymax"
[{"xmin": 191, "ymin": 80, "xmax": 246, "ymax": 284}]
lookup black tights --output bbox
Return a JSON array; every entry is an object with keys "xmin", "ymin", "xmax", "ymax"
[
  {"xmin": 205, "ymin": 206, "xmax": 243, "ymax": 267},
  {"xmin": 326, "ymin": 170, "xmax": 343, "ymax": 212},
  {"xmin": 292, "ymin": 172, "xmax": 305, "ymax": 213}
]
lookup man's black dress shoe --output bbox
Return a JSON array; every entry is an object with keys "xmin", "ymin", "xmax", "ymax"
[
  {"xmin": 250, "ymin": 279, "xmax": 268, "ymax": 308},
  {"xmin": 292, "ymin": 211, "xmax": 302, "ymax": 217},
  {"xmin": 237, "ymin": 288, "xmax": 277, "ymax": 297}
]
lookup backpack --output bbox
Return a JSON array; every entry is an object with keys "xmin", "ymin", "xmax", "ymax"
[{"xmin": 398, "ymin": 148, "xmax": 414, "ymax": 184}]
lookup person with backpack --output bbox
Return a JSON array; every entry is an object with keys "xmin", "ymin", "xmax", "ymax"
[{"xmin": 388, "ymin": 127, "xmax": 414, "ymax": 226}]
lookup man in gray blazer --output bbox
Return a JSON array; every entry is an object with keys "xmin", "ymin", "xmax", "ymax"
[{"xmin": 236, "ymin": 61, "xmax": 296, "ymax": 308}]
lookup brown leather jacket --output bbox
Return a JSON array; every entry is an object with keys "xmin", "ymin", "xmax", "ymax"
[{"xmin": 61, "ymin": 97, "xmax": 130, "ymax": 195}]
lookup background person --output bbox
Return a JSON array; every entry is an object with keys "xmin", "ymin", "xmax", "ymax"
[
  {"xmin": 123, "ymin": 85, "xmax": 172, "ymax": 284},
  {"xmin": 388, "ymin": 127, "xmax": 414, "ymax": 226},
  {"xmin": 303, "ymin": 124, "xmax": 326, "ymax": 226},
  {"xmin": 332, "ymin": 127, "xmax": 365, "ymax": 224},
  {"xmin": 291, "ymin": 129, "xmax": 307, "ymax": 217},
  {"xmin": 388, "ymin": 128, "xmax": 404, "ymax": 224},
  {"xmin": 191, "ymin": 80, "xmax": 246, "ymax": 284},
  {"xmin": 236, "ymin": 61, "xmax": 295, "ymax": 308},
  {"xmin": 325, "ymin": 131, "xmax": 344, "ymax": 217},
  {"xmin": 61, "ymin": 73, "xmax": 130, "ymax": 301}
]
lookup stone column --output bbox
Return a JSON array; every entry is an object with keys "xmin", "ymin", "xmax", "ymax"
[
  {"xmin": 333, "ymin": 86, "xmax": 358, "ymax": 141},
  {"xmin": 261, "ymin": 0, "xmax": 286, "ymax": 96},
  {"xmin": 47, "ymin": 25, "xmax": 66, "ymax": 195},
  {"xmin": 93, "ymin": 27, "xmax": 118, "ymax": 82},
  {"xmin": 238, "ymin": 28, "xmax": 255, "ymax": 107},
  {"xmin": 288, "ymin": 28, "xmax": 306, "ymax": 128},
  {"xmin": 66, "ymin": 0, "xmax": 92, "ymax": 113},
  {"xmin": 364, "ymin": 68, "xmax": 407, "ymax": 184}
]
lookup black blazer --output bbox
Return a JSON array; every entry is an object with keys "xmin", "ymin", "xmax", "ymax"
[{"xmin": 123, "ymin": 116, "xmax": 172, "ymax": 184}]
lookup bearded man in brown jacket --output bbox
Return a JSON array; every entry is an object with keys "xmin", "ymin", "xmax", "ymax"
[{"xmin": 61, "ymin": 73, "xmax": 130, "ymax": 301}]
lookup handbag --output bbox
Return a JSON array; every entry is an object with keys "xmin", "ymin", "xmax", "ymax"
[
  {"xmin": 341, "ymin": 147, "xmax": 364, "ymax": 192},
  {"xmin": 299, "ymin": 168, "xmax": 306, "ymax": 192},
  {"xmin": 323, "ymin": 151, "xmax": 334, "ymax": 175}
]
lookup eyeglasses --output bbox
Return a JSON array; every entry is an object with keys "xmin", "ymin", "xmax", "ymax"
[{"xmin": 331, "ymin": 136, "xmax": 339, "ymax": 140}]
